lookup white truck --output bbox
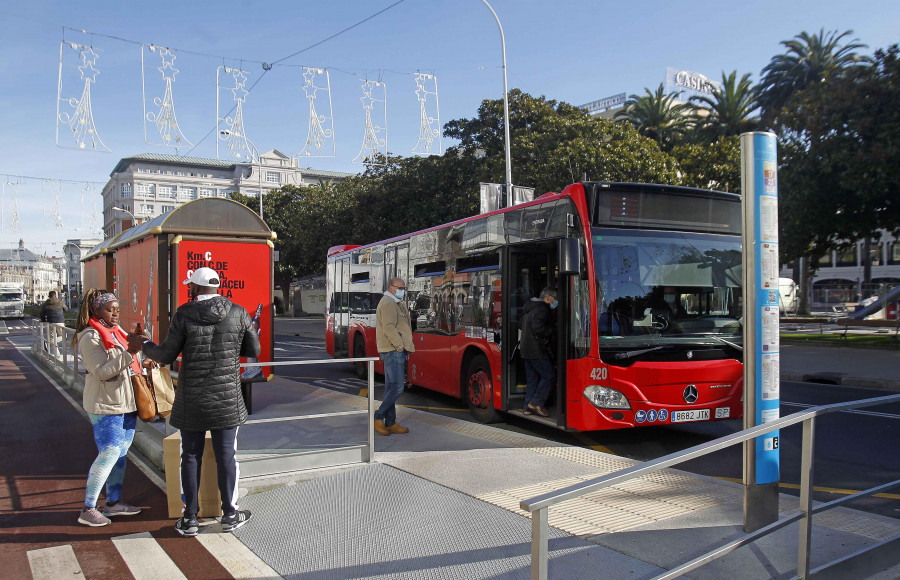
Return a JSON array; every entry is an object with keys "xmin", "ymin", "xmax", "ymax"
[{"xmin": 0, "ymin": 282, "xmax": 26, "ymax": 319}]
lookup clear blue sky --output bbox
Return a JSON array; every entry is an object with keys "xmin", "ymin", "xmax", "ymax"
[{"xmin": 1, "ymin": 0, "xmax": 897, "ymax": 255}]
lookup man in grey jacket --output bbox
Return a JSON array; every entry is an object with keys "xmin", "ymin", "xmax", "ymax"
[{"xmin": 129, "ymin": 267, "xmax": 260, "ymax": 537}]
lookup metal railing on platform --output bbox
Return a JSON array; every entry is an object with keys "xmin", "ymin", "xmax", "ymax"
[
  {"xmin": 30, "ymin": 322, "xmax": 380, "ymax": 475},
  {"xmin": 521, "ymin": 394, "xmax": 900, "ymax": 580}
]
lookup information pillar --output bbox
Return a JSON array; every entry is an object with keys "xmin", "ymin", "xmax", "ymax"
[{"xmin": 741, "ymin": 131, "xmax": 781, "ymax": 531}]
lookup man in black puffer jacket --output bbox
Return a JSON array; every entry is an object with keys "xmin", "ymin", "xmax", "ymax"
[{"xmin": 130, "ymin": 267, "xmax": 260, "ymax": 537}]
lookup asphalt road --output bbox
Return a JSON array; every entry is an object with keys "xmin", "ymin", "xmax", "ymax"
[{"xmin": 273, "ymin": 316, "xmax": 900, "ymax": 520}]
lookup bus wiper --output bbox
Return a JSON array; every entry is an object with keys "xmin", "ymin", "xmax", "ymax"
[
  {"xmin": 615, "ymin": 345, "xmax": 666, "ymax": 360},
  {"xmin": 709, "ymin": 335, "xmax": 743, "ymax": 352}
]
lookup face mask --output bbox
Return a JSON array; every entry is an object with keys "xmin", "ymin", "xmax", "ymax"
[
  {"xmin": 395, "ymin": 288, "xmax": 406, "ymax": 300},
  {"xmin": 550, "ymin": 299, "xmax": 558, "ymax": 309}
]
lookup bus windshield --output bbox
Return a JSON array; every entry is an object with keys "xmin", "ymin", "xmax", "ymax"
[
  {"xmin": 1, "ymin": 292, "xmax": 23, "ymax": 301},
  {"xmin": 593, "ymin": 229, "xmax": 743, "ymax": 350}
]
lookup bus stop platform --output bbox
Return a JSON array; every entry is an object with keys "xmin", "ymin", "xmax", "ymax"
[
  {"xmin": 215, "ymin": 377, "xmax": 900, "ymax": 579},
  {"xmin": 15, "ymin": 332, "xmax": 900, "ymax": 579}
]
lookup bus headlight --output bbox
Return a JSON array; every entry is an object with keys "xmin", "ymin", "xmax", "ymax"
[{"xmin": 583, "ymin": 386, "xmax": 631, "ymax": 410}]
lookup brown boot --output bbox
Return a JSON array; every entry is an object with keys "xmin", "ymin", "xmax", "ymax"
[
  {"xmin": 388, "ymin": 423, "xmax": 409, "ymax": 434},
  {"xmin": 374, "ymin": 420, "xmax": 391, "ymax": 436}
]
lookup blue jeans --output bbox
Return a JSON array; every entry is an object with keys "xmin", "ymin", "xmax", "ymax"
[
  {"xmin": 524, "ymin": 356, "xmax": 555, "ymax": 408},
  {"xmin": 375, "ymin": 350, "xmax": 406, "ymax": 427}
]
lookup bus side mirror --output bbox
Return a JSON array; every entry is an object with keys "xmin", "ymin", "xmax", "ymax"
[{"xmin": 559, "ymin": 238, "xmax": 581, "ymax": 276}]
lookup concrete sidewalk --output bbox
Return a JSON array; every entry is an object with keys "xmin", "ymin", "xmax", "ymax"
[
  {"xmin": 226, "ymin": 377, "xmax": 900, "ymax": 579},
  {"xmin": 16, "ymin": 331, "xmax": 900, "ymax": 578}
]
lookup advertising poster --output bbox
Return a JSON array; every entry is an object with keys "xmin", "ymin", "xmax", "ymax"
[
  {"xmin": 176, "ymin": 240, "xmax": 273, "ymax": 380},
  {"xmin": 116, "ymin": 237, "xmax": 159, "ymax": 342}
]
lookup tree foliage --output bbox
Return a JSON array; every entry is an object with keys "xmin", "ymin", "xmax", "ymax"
[
  {"xmin": 778, "ymin": 43, "xmax": 900, "ymax": 265},
  {"xmin": 671, "ymin": 136, "xmax": 741, "ymax": 193},
  {"xmin": 690, "ymin": 72, "xmax": 760, "ymax": 142},
  {"xmin": 756, "ymin": 29, "xmax": 870, "ymax": 126},
  {"xmin": 614, "ymin": 84, "xmax": 693, "ymax": 151}
]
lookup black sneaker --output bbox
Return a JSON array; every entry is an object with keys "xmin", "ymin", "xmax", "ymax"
[
  {"xmin": 523, "ymin": 406, "xmax": 534, "ymax": 415},
  {"xmin": 527, "ymin": 402, "xmax": 550, "ymax": 417},
  {"xmin": 221, "ymin": 510, "xmax": 252, "ymax": 532},
  {"xmin": 175, "ymin": 516, "xmax": 200, "ymax": 537}
]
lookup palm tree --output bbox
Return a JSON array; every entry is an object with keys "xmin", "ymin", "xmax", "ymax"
[
  {"xmin": 615, "ymin": 83, "xmax": 693, "ymax": 151},
  {"xmin": 756, "ymin": 29, "xmax": 869, "ymax": 123},
  {"xmin": 690, "ymin": 71, "xmax": 760, "ymax": 141}
]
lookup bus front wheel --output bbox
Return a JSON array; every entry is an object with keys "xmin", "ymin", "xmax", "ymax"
[{"xmin": 465, "ymin": 355, "xmax": 499, "ymax": 423}]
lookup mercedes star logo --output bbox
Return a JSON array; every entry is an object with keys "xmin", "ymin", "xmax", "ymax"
[{"xmin": 683, "ymin": 384, "xmax": 699, "ymax": 404}]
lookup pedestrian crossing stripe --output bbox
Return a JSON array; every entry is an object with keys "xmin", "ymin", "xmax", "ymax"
[
  {"xmin": 27, "ymin": 545, "xmax": 82, "ymax": 580},
  {"xmin": 26, "ymin": 533, "xmax": 283, "ymax": 580},
  {"xmin": 113, "ymin": 532, "xmax": 188, "ymax": 580}
]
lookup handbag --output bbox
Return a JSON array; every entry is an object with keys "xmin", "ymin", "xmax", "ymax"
[
  {"xmin": 150, "ymin": 367, "xmax": 175, "ymax": 418},
  {"xmin": 131, "ymin": 372, "xmax": 158, "ymax": 422}
]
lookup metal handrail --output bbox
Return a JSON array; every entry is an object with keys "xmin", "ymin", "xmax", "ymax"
[
  {"xmin": 521, "ymin": 393, "xmax": 900, "ymax": 580},
  {"xmin": 30, "ymin": 321, "xmax": 381, "ymax": 467}
]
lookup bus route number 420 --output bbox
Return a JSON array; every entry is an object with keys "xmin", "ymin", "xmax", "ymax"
[{"xmin": 590, "ymin": 368, "xmax": 608, "ymax": 380}]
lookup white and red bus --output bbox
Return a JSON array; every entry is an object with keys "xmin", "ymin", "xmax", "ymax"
[{"xmin": 326, "ymin": 182, "xmax": 744, "ymax": 431}]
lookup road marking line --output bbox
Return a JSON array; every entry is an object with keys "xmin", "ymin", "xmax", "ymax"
[
  {"xmin": 195, "ymin": 531, "xmax": 283, "ymax": 579},
  {"xmin": 713, "ymin": 476, "xmax": 900, "ymax": 499},
  {"xmin": 27, "ymin": 544, "xmax": 83, "ymax": 580},
  {"xmin": 573, "ymin": 432, "xmax": 617, "ymax": 456},
  {"xmin": 112, "ymin": 532, "xmax": 187, "ymax": 580}
]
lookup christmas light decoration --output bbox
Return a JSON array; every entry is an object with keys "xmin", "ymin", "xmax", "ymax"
[
  {"xmin": 411, "ymin": 73, "xmax": 441, "ymax": 156},
  {"xmin": 142, "ymin": 45, "xmax": 193, "ymax": 150},
  {"xmin": 56, "ymin": 41, "xmax": 110, "ymax": 152},
  {"xmin": 298, "ymin": 67, "xmax": 335, "ymax": 158},
  {"xmin": 353, "ymin": 80, "xmax": 388, "ymax": 165},
  {"xmin": 217, "ymin": 66, "xmax": 255, "ymax": 161}
]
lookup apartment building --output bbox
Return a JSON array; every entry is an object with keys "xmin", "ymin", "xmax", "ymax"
[{"xmin": 101, "ymin": 151, "xmax": 353, "ymax": 237}]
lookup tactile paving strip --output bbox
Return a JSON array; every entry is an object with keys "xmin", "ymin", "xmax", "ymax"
[{"xmin": 233, "ymin": 463, "xmax": 661, "ymax": 579}]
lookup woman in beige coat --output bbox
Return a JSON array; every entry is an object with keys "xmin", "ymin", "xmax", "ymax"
[{"xmin": 72, "ymin": 288, "xmax": 144, "ymax": 527}]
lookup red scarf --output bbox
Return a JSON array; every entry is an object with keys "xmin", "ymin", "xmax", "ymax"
[{"xmin": 88, "ymin": 318, "xmax": 143, "ymax": 375}]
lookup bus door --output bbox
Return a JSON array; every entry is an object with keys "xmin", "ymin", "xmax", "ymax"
[
  {"xmin": 331, "ymin": 256, "xmax": 350, "ymax": 357},
  {"xmin": 503, "ymin": 243, "xmax": 565, "ymax": 425}
]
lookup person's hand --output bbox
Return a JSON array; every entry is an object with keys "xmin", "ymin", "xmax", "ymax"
[
  {"xmin": 141, "ymin": 358, "xmax": 157, "ymax": 369},
  {"xmin": 126, "ymin": 333, "xmax": 145, "ymax": 354}
]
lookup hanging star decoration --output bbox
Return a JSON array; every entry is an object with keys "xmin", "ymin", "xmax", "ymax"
[
  {"xmin": 302, "ymin": 68, "xmax": 319, "ymax": 98},
  {"xmin": 232, "ymin": 69, "xmax": 248, "ymax": 102},
  {"xmin": 78, "ymin": 47, "xmax": 101, "ymax": 84},
  {"xmin": 157, "ymin": 47, "xmax": 179, "ymax": 81}
]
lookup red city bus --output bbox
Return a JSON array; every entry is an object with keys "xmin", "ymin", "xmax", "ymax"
[{"xmin": 326, "ymin": 182, "xmax": 744, "ymax": 431}]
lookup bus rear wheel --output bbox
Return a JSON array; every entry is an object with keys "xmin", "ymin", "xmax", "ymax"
[{"xmin": 465, "ymin": 355, "xmax": 499, "ymax": 423}]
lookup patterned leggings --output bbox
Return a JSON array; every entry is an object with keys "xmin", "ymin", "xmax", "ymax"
[{"xmin": 84, "ymin": 412, "xmax": 137, "ymax": 508}]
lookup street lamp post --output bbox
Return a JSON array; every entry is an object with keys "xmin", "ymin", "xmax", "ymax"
[
  {"xmin": 112, "ymin": 206, "xmax": 137, "ymax": 233},
  {"xmin": 481, "ymin": 0, "xmax": 513, "ymax": 207},
  {"xmin": 219, "ymin": 131, "xmax": 263, "ymax": 220}
]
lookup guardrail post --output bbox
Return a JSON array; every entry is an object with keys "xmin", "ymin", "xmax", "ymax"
[
  {"xmin": 797, "ymin": 416, "xmax": 816, "ymax": 579},
  {"xmin": 531, "ymin": 507, "xmax": 548, "ymax": 580},
  {"xmin": 367, "ymin": 360, "xmax": 375, "ymax": 462}
]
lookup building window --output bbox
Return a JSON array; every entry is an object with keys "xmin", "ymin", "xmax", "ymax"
[
  {"xmin": 836, "ymin": 246, "xmax": 857, "ymax": 267},
  {"xmin": 136, "ymin": 183, "xmax": 154, "ymax": 197},
  {"xmin": 161, "ymin": 205, "xmax": 175, "ymax": 213},
  {"xmin": 121, "ymin": 183, "xmax": 132, "ymax": 197},
  {"xmin": 889, "ymin": 241, "xmax": 900, "ymax": 266},
  {"xmin": 138, "ymin": 204, "xmax": 154, "ymax": 215},
  {"xmin": 217, "ymin": 191, "xmax": 228, "ymax": 198},
  {"xmin": 198, "ymin": 188, "xmax": 214, "ymax": 198},
  {"xmin": 179, "ymin": 187, "xmax": 196, "ymax": 200},
  {"xmin": 266, "ymin": 172, "xmax": 281, "ymax": 184},
  {"xmin": 157, "ymin": 185, "xmax": 175, "ymax": 199}
]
